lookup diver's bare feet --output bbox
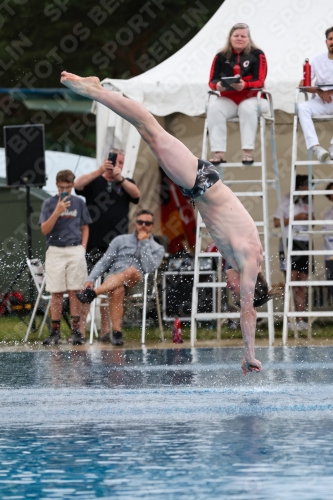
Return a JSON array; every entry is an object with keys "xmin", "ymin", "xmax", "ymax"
[{"xmin": 60, "ymin": 71, "xmax": 102, "ymax": 99}]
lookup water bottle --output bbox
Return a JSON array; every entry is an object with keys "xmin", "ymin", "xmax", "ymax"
[
  {"xmin": 303, "ymin": 59, "xmax": 311, "ymax": 86},
  {"xmin": 172, "ymin": 318, "xmax": 183, "ymax": 343}
]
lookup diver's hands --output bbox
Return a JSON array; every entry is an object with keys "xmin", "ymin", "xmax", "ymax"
[{"xmin": 241, "ymin": 356, "xmax": 262, "ymax": 375}]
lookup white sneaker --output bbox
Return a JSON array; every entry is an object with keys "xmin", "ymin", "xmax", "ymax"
[
  {"xmin": 296, "ymin": 320, "xmax": 308, "ymax": 331},
  {"xmin": 329, "ymin": 145, "xmax": 333, "ymax": 160},
  {"xmin": 312, "ymin": 145, "xmax": 329, "ymax": 162}
]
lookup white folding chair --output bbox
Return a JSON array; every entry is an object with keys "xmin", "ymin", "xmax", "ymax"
[
  {"xmin": 123, "ymin": 269, "xmax": 164, "ymax": 344},
  {"xmin": 88, "ymin": 269, "xmax": 164, "ymax": 345},
  {"xmin": 88, "ymin": 278, "xmax": 111, "ymax": 345},
  {"xmin": 138, "ymin": 269, "xmax": 164, "ymax": 344},
  {"xmin": 24, "ymin": 258, "xmax": 51, "ymax": 342}
]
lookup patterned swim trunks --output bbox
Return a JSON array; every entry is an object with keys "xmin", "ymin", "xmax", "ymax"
[{"xmin": 178, "ymin": 159, "xmax": 220, "ymax": 200}]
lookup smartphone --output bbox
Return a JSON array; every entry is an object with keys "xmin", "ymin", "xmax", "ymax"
[
  {"xmin": 108, "ymin": 152, "xmax": 117, "ymax": 166},
  {"xmin": 60, "ymin": 192, "xmax": 68, "ymax": 200}
]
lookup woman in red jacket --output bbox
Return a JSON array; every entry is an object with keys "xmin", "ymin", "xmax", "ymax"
[{"xmin": 208, "ymin": 23, "xmax": 268, "ymax": 165}]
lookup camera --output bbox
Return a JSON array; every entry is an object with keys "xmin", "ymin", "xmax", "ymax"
[{"xmin": 108, "ymin": 152, "xmax": 117, "ymax": 166}]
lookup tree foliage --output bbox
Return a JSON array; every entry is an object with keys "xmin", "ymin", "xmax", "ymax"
[{"xmin": 0, "ymin": 0, "xmax": 224, "ymax": 155}]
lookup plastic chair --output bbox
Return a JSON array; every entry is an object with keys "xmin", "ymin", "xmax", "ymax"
[
  {"xmin": 24, "ymin": 258, "xmax": 51, "ymax": 342},
  {"xmin": 88, "ymin": 269, "xmax": 164, "ymax": 345},
  {"xmin": 88, "ymin": 279, "xmax": 111, "ymax": 344}
]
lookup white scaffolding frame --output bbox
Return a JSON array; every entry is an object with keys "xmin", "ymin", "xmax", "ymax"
[{"xmin": 282, "ymin": 89, "xmax": 333, "ymax": 343}]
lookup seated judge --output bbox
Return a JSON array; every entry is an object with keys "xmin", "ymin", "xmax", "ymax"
[{"xmin": 207, "ymin": 23, "xmax": 268, "ymax": 165}]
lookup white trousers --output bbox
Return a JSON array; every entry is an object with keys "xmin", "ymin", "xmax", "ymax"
[
  {"xmin": 298, "ymin": 97, "xmax": 333, "ymax": 150},
  {"xmin": 207, "ymin": 96, "xmax": 269, "ymax": 151}
]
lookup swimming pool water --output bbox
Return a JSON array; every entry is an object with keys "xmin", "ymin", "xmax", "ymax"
[{"xmin": 0, "ymin": 346, "xmax": 332, "ymax": 499}]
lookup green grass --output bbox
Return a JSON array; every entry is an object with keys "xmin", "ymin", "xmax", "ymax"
[{"xmin": 1, "ymin": 315, "xmax": 333, "ymax": 345}]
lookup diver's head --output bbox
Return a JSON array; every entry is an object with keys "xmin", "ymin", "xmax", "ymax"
[{"xmin": 226, "ymin": 269, "xmax": 284, "ymax": 308}]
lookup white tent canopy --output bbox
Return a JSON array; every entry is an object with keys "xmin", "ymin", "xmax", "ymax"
[{"xmin": 96, "ymin": 0, "xmax": 332, "ymax": 170}]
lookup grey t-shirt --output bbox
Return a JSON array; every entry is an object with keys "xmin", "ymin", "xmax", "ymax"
[{"xmin": 39, "ymin": 195, "xmax": 92, "ymax": 248}]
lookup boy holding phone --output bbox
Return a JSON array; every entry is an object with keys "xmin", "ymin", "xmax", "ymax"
[{"xmin": 39, "ymin": 170, "xmax": 92, "ymax": 345}]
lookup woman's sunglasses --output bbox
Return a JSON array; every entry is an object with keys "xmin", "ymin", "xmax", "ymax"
[{"xmin": 136, "ymin": 220, "xmax": 153, "ymax": 226}]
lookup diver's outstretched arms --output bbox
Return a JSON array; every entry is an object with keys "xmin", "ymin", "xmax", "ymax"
[{"xmin": 241, "ymin": 357, "xmax": 262, "ymax": 376}]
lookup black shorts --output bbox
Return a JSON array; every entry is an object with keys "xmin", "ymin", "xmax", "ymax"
[
  {"xmin": 279, "ymin": 240, "xmax": 312, "ymax": 274},
  {"xmin": 178, "ymin": 159, "xmax": 220, "ymax": 199}
]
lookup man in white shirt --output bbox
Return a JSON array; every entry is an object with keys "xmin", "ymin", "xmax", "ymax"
[
  {"xmin": 274, "ymin": 175, "xmax": 315, "ymax": 331},
  {"xmin": 298, "ymin": 27, "xmax": 333, "ymax": 162},
  {"xmin": 323, "ymin": 182, "xmax": 333, "ymax": 295}
]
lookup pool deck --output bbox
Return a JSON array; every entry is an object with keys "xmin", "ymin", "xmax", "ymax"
[{"xmin": 1, "ymin": 336, "xmax": 333, "ymax": 351}]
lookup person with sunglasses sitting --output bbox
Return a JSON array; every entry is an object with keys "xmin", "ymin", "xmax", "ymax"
[{"xmin": 76, "ymin": 209, "xmax": 164, "ymax": 345}]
